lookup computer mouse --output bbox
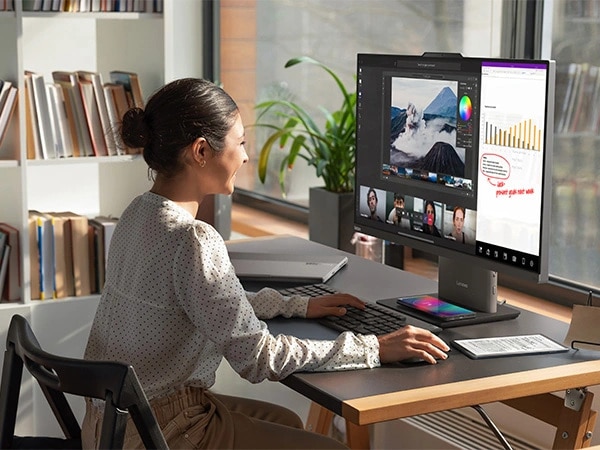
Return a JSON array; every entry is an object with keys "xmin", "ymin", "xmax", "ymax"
[
  {"xmin": 401, "ymin": 351, "xmax": 450, "ymax": 364},
  {"xmin": 401, "ymin": 356, "xmax": 427, "ymax": 364}
]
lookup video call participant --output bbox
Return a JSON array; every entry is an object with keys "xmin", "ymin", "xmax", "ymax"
[
  {"xmin": 422, "ymin": 200, "xmax": 442, "ymax": 237},
  {"xmin": 388, "ymin": 192, "xmax": 411, "ymax": 229},
  {"xmin": 367, "ymin": 187, "xmax": 384, "ymax": 222},
  {"xmin": 447, "ymin": 206, "xmax": 467, "ymax": 243},
  {"xmin": 82, "ymin": 78, "xmax": 449, "ymax": 450},
  {"xmin": 387, "ymin": 193, "xmax": 404, "ymax": 224}
]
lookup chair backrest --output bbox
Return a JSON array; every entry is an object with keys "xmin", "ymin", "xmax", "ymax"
[{"xmin": 0, "ymin": 314, "xmax": 168, "ymax": 449}]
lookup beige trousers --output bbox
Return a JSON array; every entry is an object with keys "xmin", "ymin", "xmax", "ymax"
[{"xmin": 81, "ymin": 386, "xmax": 347, "ymax": 449}]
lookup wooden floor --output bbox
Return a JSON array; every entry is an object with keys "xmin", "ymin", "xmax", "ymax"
[{"xmin": 231, "ymin": 202, "xmax": 572, "ymax": 323}]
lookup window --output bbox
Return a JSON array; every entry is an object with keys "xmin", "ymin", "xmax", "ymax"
[
  {"xmin": 219, "ymin": 0, "xmax": 599, "ymax": 302},
  {"xmin": 221, "ymin": 0, "xmax": 502, "ymax": 206}
]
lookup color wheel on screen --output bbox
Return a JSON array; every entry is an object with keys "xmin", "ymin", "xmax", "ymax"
[{"xmin": 459, "ymin": 95, "xmax": 472, "ymax": 121}]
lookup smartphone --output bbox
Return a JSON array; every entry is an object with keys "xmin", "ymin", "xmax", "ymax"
[{"xmin": 396, "ymin": 295, "xmax": 476, "ymax": 321}]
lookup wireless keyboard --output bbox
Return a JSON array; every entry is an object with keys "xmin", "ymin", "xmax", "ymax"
[{"xmin": 278, "ymin": 283, "xmax": 440, "ymax": 335}]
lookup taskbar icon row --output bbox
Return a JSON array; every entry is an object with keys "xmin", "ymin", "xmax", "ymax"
[{"xmin": 476, "ymin": 241, "xmax": 539, "ymax": 273}]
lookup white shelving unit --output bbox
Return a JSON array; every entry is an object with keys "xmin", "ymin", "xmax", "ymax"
[{"xmin": 0, "ymin": 0, "xmax": 208, "ymax": 435}]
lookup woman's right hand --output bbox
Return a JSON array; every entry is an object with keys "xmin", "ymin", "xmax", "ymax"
[{"xmin": 377, "ymin": 325, "xmax": 450, "ymax": 364}]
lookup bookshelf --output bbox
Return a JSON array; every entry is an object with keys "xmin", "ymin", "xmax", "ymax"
[{"xmin": 0, "ymin": 0, "xmax": 210, "ymax": 435}]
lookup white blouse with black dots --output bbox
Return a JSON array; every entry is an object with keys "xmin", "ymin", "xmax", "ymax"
[{"xmin": 84, "ymin": 192, "xmax": 380, "ymax": 400}]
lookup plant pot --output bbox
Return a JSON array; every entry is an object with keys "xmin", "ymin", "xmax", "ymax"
[{"xmin": 308, "ymin": 187, "xmax": 355, "ymax": 254}]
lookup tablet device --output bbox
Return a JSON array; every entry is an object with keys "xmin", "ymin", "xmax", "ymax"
[
  {"xmin": 396, "ymin": 295, "xmax": 477, "ymax": 322},
  {"xmin": 452, "ymin": 334, "xmax": 570, "ymax": 359}
]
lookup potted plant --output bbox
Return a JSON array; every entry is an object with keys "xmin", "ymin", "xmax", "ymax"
[{"xmin": 254, "ymin": 56, "xmax": 356, "ymax": 252}]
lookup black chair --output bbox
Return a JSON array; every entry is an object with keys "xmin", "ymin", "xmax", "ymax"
[{"xmin": 0, "ymin": 314, "xmax": 168, "ymax": 449}]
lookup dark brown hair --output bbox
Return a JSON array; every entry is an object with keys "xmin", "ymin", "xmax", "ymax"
[{"xmin": 121, "ymin": 78, "xmax": 239, "ymax": 177}]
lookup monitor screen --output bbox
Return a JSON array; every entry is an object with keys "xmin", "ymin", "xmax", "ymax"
[{"xmin": 353, "ymin": 53, "xmax": 555, "ymax": 314}]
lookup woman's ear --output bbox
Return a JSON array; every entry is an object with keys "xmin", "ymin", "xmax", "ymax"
[{"xmin": 191, "ymin": 137, "xmax": 208, "ymax": 165}]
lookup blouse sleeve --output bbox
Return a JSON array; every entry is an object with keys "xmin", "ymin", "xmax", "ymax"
[
  {"xmin": 172, "ymin": 223, "xmax": 381, "ymax": 383},
  {"xmin": 245, "ymin": 289, "xmax": 309, "ymax": 319}
]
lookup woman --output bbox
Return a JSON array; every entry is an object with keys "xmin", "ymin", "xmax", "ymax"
[
  {"xmin": 422, "ymin": 200, "xmax": 442, "ymax": 237},
  {"xmin": 447, "ymin": 206, "xmax": 467, "ymax": 243},
  {"xmin": 81, "ymin": 78, "xmax": 449, "ymax": 449}
]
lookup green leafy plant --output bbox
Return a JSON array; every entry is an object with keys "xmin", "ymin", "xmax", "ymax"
[{"xmin": 254, "ymin": 56, "xmax": 356, "ymax": 194}]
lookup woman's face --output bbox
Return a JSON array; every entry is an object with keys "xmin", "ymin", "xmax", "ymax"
[
  {"xmin": 205, "ymin": 113, "xmax": 248, "ymax": 195},
  {"xmin": 454, "ymin": 209, "xmax": 464, "ymax": 234},
  {"xmin": 425, "ymin": 203, "xmax": 435, "ymax": 224}
]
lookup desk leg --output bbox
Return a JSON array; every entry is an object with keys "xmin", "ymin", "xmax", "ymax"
[
  {"xmin": 305, "ymin": 402, "xmax": 334, "ymax": 435},
  {"xmin": 305, "ymin": 402, "xmax": 371, "ymax": 450},
  {"xmin": 346, "ymin": 420, "xmax": 370, "ymax": 450},
  {"xmin": 552, "ymin": 391, "xmax": 597, "ymax": 449},
  {"xmin": 503, "ymin": 391, "xmax": 596, "ymax": 449}
]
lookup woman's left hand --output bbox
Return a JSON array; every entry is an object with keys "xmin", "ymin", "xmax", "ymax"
[{"xmin": 306, "ymin": 293, "xmax": 366, "ymax": 319}]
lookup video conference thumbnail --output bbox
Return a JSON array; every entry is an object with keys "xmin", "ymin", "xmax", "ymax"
[{"xmin": 358, "ymin": 185, "xmax": 476, "ymax": 246}]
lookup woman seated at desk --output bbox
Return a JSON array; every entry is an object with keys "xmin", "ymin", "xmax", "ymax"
[{"xmin": 81, "ymin": 78, "xmax": 449, "ymax": 450}]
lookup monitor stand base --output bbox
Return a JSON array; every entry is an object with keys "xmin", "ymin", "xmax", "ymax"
[{"xmin": 377, "ymin": 296, "xmax": 520, "ymax": 329}]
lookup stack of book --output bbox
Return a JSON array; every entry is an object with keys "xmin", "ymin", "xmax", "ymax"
[
  {"xmin": 0, "ymin": 1, "xmax": 14, "ymax": 11},
  {"xmin": 22, "ymin": 0, "xmax": 162, "ymax": 13},
  {"xmin": 28, "ymin": 210, "xmax": 118, "ymax": 300},
  {"xmin": 0, "ymin": 80, "xmax": 18, "ymax": 149},
  {"xmin": 0, "ymin": 222, "xmax": 21, "ymax": 302},
  {"xmin": 24, "ymin": 69, "xmax": 144, "ymax": 160}
]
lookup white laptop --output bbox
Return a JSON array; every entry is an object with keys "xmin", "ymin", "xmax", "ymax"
[{"xmin": 229, "ymin": 252, "xmax": 348, "ymax": 283}]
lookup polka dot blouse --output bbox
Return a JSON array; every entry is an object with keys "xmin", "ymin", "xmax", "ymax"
[{"xmin": 84, "ymin": 192, "xmax": 380, "ymax": 400}]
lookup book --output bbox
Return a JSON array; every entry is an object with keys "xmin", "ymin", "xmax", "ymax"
[
  {"xmin": 0, "ymin": 228, "xmax": 6, "ymax": 252},
  {"xmin": 25, "ymin": 71, "xmax": 56, "ymax": 159},
  {"xmin": 103, "ymin": 82, "xmax": 130, "ymax": 154},
  {"xmin": 46, "ymin": 213, "xmax": 70, "ymax": 298},
  {"xmin": 46, "ymin": 83, "xmax": 74, "ymax": 158},
  {"xmin": 78, "ymin": 78, "xmax": 109, "ymax": 156},
  {"xmin": 24, "ymin": 73, "xmax": 43, "ymax": 160},
  {"xmin": 77, "ymin": 71, "xmax": 118, "ymax": 156},
  {"xmin": 109, "ymin": 70, "xmax": 144, "ymax": 109},
  {"xmin": 29, "ymin": 211, "xmax": 56, "ymax": 300},
  {"xmin": 103, "ymin": 82, "xmax": 130, "ymax": 121},
  {"xmin": 0, "ymin": 222, "xmax": 21, "ymax": 301},
  {"xmin": 65, "ymin": 0, "xmax": 78, "ymax": 11},
  {"xmin": 22, "ymin": 0, "xmax": 43, "ymax": 10},
  {"xmin": 87, "ymin": 223, "xmax": 97, "ymax": 294},
  {"xmin": 28, "ymin": 214, "xmax": 40, "ymax": 299},
  {"xmin": 51, "ymin": 81, "xmax": 80, "ymax": 157},
  {"xmin": 0, "ymin": 85, "xmax": 18, "ymax": 148},
  {"xmin": 0, "ymin": 244, "xmax": 9, "ymax": 302},
  {"xmin": 0, "ymin": 80, "xmax": 13, "ymax": 113},
  {"xmin": 52, "ymin": 211, "xmax": 91, "ymax": 297},
  {"xmin": 88, "ymin": 216, "xmax": 118, "ymax": 291},
  {"xmin": 52, "ymin": 71, "xmax": 94, "ymax": 157}
]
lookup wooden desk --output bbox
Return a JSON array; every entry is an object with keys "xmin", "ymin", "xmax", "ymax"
[{"xmin": 227, "ymin": 235, "xmax": 599, "ymax": 449}]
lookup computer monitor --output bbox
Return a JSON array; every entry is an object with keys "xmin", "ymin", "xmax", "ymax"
[{"xmin": 353, "ymin": 53, "xmax": 555, "ymax": 318}]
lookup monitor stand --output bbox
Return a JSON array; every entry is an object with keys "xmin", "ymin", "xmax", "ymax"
[{"xmin": 378, "ymin": 257, "xmax": 520, "ymax": 328}]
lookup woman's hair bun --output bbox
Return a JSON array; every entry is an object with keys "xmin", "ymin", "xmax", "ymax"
[{"xmin": 121, "ymin": 107, "xmax": 151, "ymax": 149}]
